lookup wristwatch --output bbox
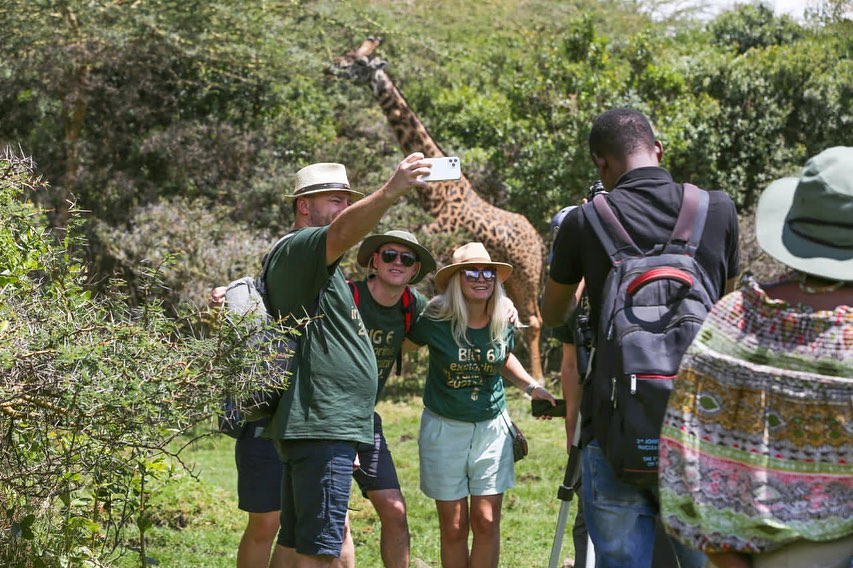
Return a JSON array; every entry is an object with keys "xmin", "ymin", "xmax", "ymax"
[{"xmin": 525, "ymin": 383, "xmax": 540, "ymax": 396}]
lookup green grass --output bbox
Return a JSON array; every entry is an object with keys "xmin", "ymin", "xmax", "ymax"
[{"xmin": 123, "ymin": 381, "xmax": 581, "ymax": 567}]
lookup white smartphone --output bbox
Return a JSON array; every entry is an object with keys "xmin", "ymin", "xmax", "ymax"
[{"xmin": 420, "ymin": 156, "xmax": 461, "ymax": 182}]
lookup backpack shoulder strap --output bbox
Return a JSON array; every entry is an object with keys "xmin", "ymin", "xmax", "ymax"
[
  {"xmin": 257, "ymin": 229, "xmax": 330, "ymax": 353},
  {"xmin": 583, "ymin": 193, "xmax": 643, "ymax": 264},
  {"xmin": 256, "ymin": 229, "xmax": 298, "ymax": 313},
  {"xmin": 664, "ymin": 183, "xmax": 710, "ymax": 256},
  {"xmin": 348, "ymin": 280, "xmax": 360, "ymax": 307},
  {"xmin": 401, "ymin": 286, "xmax": 415, "ymax": 334},
  {"xmin": 394, "ymin": 286, "xmax": 417, "ymax": 376}
]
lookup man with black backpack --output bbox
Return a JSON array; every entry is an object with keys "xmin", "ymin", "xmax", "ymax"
[{"xmin": 541, "ymin": 108, "xmax": 739, "ymax": 568}]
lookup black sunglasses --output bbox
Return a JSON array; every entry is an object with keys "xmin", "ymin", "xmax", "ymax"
[
  {"xmin": 379, "ymin": 249, "xmax": 418, "ymax": 267},
  {"xmin": 463, "ymin": 268, "xmax": 497, "ymax": 282}
]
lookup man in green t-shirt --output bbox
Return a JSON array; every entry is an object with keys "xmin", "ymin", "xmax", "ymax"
[
  {"xmin": 263, "ymin": 154, "xmax": 431, "ymax": 567},
  {"xmin": 348, "ymin": 229, "xmax": 434, "ymax": 568}
]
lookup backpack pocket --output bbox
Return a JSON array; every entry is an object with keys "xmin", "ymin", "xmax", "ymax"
[
  {"xmin": 596, "ymin": 317, "xmax": 704, "ymax": 488},
  {"xmin": 600, "ymin": 372, "xmax": 674, "ymax": 488}
]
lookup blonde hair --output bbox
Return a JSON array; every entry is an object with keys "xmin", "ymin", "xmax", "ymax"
[{"xmin": 423, "ymin": 271, "xmax": 511, "ymax": 353}]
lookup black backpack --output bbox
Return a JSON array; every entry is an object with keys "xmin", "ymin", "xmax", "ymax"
[{"xmin": 584, "ymin": 183, "xmax": 715, "ymax": 488}]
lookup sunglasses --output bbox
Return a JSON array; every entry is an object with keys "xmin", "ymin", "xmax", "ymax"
[
  {"xmin": 379, "ymin": 249, "xmax": 419, "ymax": 267},
  {"xmin": 462, "ymin": 268, "xmax": 497, "ymax": 282}
]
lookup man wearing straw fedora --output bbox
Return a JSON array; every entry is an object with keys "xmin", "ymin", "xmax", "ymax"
[{"xmin": 260, "ymin": 153, "xmax": 431, "ymax": 567}]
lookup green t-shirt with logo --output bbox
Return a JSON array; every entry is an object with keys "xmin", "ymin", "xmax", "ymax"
[
  {"xmin": 263, "ymin": 226, "xmax": 377, "ymax": 445},
  {"xmin": 351, "ymin": 279, "xmax": 428, "ymax": 403},
  {"xmin": 407, "ymin": 317, "xmax": 516, "ymax": 422}
]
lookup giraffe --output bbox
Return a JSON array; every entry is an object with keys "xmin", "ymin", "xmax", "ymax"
[{"xmin": 329, "ymin": 38, "xmax": 546, "ymax": 378}]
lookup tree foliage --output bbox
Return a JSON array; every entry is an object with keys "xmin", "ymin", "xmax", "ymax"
[
  {"xmin": 2, "ymin": 0, "xmax": 849, "ymax": 306},
  {"xmin": 0, "ymin": 149, "xmax": 291, "ymax": 566}
]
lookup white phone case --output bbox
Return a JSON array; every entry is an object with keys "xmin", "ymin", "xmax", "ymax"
[{"xmin": 420, "ymin": 156, "xmax": 461, "ymax": 182}]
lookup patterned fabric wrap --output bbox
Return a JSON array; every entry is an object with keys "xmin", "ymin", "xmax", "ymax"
[{"xmin": 659, "ymin": 277, "xmax": 853, "ymax": 554}]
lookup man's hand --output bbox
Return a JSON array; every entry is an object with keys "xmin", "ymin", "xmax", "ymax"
[
  {"xmin": 500, "ymin": 297, "xmax": 520, "ymax": 326},
  {"xmin": 209, "ymin": 286, "xmax": 226, "ymax": 309},
  {"xmin": 384, "ymin": 152, "xmax": 430, "ymax": 196}
]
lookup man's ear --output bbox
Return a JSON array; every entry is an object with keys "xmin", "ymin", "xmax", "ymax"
[
  {"xmin": 591, "ymin": 152, "xmax": 608, "ymax": 180},
  {"xmin": 295, "ymin": 196, "xmax": 310, "ymax": 215},
  {"xmin": 654, "ymin": 140, "xmax": 664, "ymax": 163}
]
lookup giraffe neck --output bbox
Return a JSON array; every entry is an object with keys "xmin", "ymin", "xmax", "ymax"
[
  {"xmin": 372, "ymin": 69, "xmax": 444, "ymax": 158},
  {"xmin": 371, "ymin": 69, "xmax": 458, "ymax": 215}
]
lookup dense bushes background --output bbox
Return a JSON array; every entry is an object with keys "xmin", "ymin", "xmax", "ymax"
[{"xmin": 0, "ymin": 0, "xmax": 850, "ymax": 564}]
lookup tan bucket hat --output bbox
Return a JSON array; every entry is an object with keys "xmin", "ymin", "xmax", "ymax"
[
  {"xmin": 357, "ymin": 230, "xmax": 436, "ymax": 285},
  {"xmin": 285, "ymin": 162, "xmax": 365, "ymax": 200},
  {"xmin": 755, "ymin": 146, "xmax": 853, "ymax": 281},
  {"xmin": 434, "ymin": 242, "xmax": 513, "ymax": 291}
]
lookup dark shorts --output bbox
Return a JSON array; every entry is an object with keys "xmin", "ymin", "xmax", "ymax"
[
  {"xmin": 274, "ymin": 439, "xmax": 356, "ymax": 557},
  {"xmin": 235, "ymin": 421, "xmax": 283, "ymax": 514},
  {"xmin": 353, "ymin": 412, "xmax": 401, "ymax": 497}
]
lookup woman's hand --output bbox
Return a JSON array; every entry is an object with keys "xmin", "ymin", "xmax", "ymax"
[{"xmin": 529, "ymin": 385, "xmax": 557, "ymax": 420}]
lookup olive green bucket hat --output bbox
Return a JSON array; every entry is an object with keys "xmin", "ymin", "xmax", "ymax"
[
  {"xmin": 755, "ymin": 146, "xmax": 853, "ymax": 281},
  {"xmin": 357, "ymin": 230, "xmax": 436, "ymax": 285}
]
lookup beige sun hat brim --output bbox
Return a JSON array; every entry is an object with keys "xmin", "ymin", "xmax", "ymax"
[
  {"xmin": 356, "ymin": 231, "xmax": 437, "ymax": 285},
  {"xmin": 284, "ymin": 187, "xmax": 365, "ymax": 200},
  {"xmin": 434, "ymin": 260, "xmax": 513, "ymax": 291},
  {"xmin": 756, "ymin": 177, "xmax": 853, "ymax": 281}
]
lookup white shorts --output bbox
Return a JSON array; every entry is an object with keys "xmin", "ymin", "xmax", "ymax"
[{"xmin": 418, "ymin": 407, "xmax": 515, "ymax": 501}]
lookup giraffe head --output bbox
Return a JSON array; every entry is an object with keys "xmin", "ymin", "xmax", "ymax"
[{"xmin": 326, "ymin": 37, "xmax": 386, "ymax": 85}]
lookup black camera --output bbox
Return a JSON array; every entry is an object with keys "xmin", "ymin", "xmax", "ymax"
[{"xmin": 587, "ymin": 180, "xmax": 606, "ymax": 202}]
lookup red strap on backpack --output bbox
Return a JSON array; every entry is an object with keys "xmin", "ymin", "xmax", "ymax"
[
  {"xmin": 348, "ymin": 280, "xmax": 359, "ymax": 306},
  {"xmin": 401, "ymin": 286, "xmax": 414, "ymax": 334}
]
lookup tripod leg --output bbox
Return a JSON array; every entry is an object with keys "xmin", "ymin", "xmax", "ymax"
[{"xmin": 548, "ymin": 501, "xmax": 572, "ymax": 568}]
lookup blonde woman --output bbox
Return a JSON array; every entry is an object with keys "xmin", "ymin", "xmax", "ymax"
[{"xmin": 405, "ymin": 242, "xmax": 556, "ymax": 568}]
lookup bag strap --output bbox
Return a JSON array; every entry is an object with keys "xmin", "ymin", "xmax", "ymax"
[
  {"xmin": 583, "ymin": 184, "xmax": 710, "ymax": 263},
  {"xmin": 583, "ymin": 194, "xmax": 642, "ymax": 265},
  {"xmin": 394, "ymin": 286, "xmax": 417, "ymax": 375},
  {"xmin": 256, "ymin": 229, "xmax": 299, "ymax": 314},
  {"xmin": 401, "ymin": 286, "xmax": 415, "ymax": 334},
  {"xmin": 662, "ymin": 183, "xmax": 710, "ymax": 256},
  {"xmin": 258, "ymin": 229, "xmax": 329, "ymax": 353},
  {"xmin": 347, "ymin": 280, "xmax": 360, "ymax": 306}
]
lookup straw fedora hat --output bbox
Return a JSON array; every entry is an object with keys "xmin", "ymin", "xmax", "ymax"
[
  {"xmin": 755, "ymin": 146, "xmax": 853, "ymax": 281},
  {"xmin": 285, "ymin": 162, "xmax": 365, "ymax": 200},
  {"xmin": 434, "ymin": 242, "xmax": 513, "ymax": 291},
  {"xmin": 357, "ymin": 230, "xmax": 437, "ymax": 285}
]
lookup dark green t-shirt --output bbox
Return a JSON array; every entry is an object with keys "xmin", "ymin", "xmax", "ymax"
[
  {"xmin": 351, "ymin": 279, "xmax": 428, "ymax": 403},
  {"xmin": 407, "ymin": 317, "xmax": 516, "ymax": 422},
  {"xmin": 263, "ymin": 226, "xmax": 377, "ymax": 444}
]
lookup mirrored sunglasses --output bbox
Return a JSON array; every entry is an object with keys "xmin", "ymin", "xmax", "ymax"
[
  {"xmin": 380, "ymin": 249, "xmax": 418, "ymax": 267},
  {"xmin": 463, "ymin": 268, "xmax": 497, "ymax": 282}
]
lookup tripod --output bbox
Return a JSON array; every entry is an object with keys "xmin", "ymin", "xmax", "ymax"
[{"xmin": 549, "ymin": 412, "xmax": 594, "ymax": 568}]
